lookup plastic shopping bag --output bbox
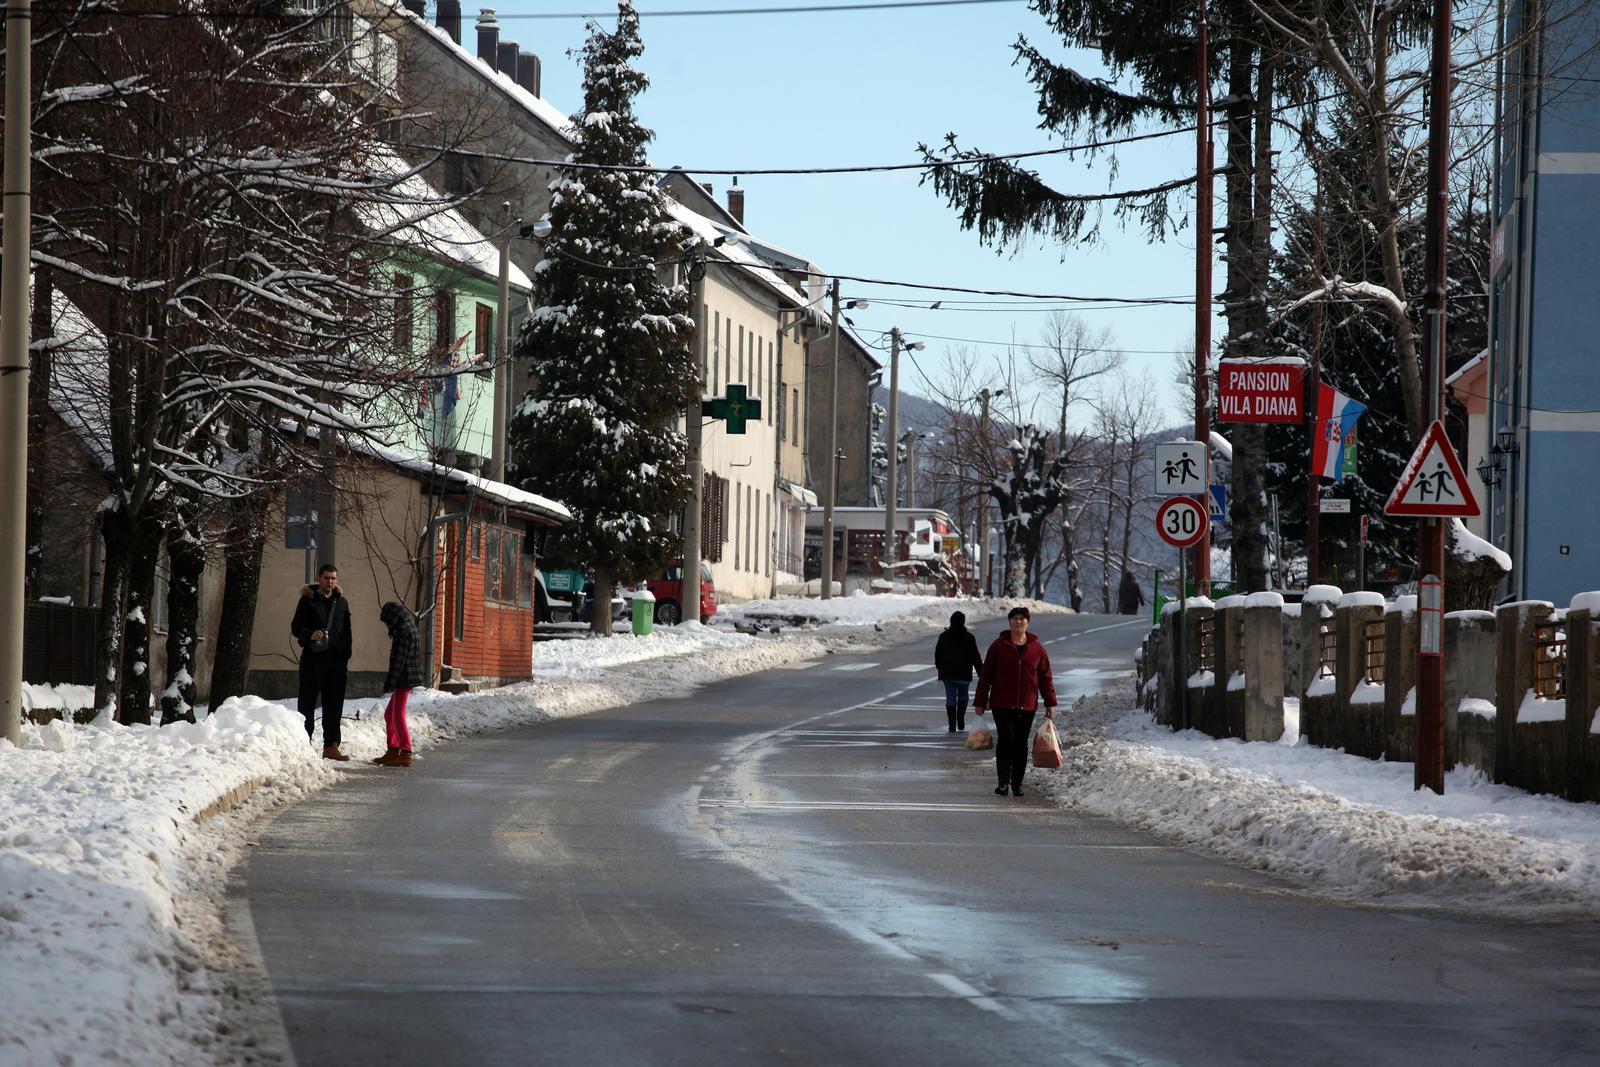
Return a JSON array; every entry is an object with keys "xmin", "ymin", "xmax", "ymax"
[
  {"xmin": 965, "ymin": 722, "xmax": 994, "ymax": 750},
  {"xmin": 1031, "ymin": 718, "xmax": 1063, "ymax": 769}
]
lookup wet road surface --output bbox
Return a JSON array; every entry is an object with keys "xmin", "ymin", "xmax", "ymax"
[{"xmin": 241, "ymin": 613, "xmax": 1600, "ymax": 1065}]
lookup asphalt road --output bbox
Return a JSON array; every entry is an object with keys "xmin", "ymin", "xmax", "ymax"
[{"xmin": 241, "ymin": 612, "xmax": 1600, "ymax": 1065}]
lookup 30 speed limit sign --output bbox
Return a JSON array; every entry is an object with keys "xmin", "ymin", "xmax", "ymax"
[{"xmin": 1156, "ymin": 496, "xmax": 1209, "ymax": 549}]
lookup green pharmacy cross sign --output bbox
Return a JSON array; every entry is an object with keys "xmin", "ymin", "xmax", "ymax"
[{"xmin": 702, "ymin": 383, "xmax": 761, "ymax": 435}]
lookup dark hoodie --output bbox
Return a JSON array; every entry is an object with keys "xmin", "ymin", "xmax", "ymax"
[
  {"xmin": 291, "ymin": 583, "xmax": 352, "ymax": 662},
  {"xmin": 934, "ymin": 611, "xmax": 984, "ymax": 682},
  {"xmin": 380, "ymin": 601, "xmax": 425, "ymax": 692}
]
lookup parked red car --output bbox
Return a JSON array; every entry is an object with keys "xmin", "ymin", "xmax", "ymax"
[{"xmin": 647, "ymin": 561, "xmax": 716, "ymax": 625}]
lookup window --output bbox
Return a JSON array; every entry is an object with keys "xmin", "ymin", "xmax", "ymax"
[
  {"xmin": 768, "ymin": 341, "xmax": 775, "ymax": 424},
  {"xmin": 519, "ymin": 544, "xmax": 534, "ymax": 609},
  {"xmin": 792, "ymin": 388, "xmax": 800, "ymax": 446},
  {"xmin": 732, "ymin": 484, "xmax": 741, "ymax": 570},
  {"xmin": 712, "ymin": 310, "xmax": 721, "ymax": 393},
  {"xmin": 471, "ymin": 523, "xmax": 481, "ymax": 560},
  {"xmin": 502, "ymin": 531, "xmax": 518, "ymax": 603},
  {"xmin": 746, "ymin": 484, "xmax": 754, "ymax": 571},
  {"xmin": 475, "ymin": 302, "xmax": 494, "ymax": 374},
  {"xmin": 702, "ymin": 473, "xmax": 725, "ymax": 563},
  {"xmin": 434, "ymin": 290, "xmax": 456, "ymax": 355},
  {"xmin": 486, "ymin": 525, "xmax": 502, "ymax": 601},
  {"xmin": 701, "ymin": 303, "xmax": 710, "ymax": 384},
  {"xmin": 724, "ymin": 319, "xmax": 732, "ymax": 386},
  {"xmin": 766, "ymin": 494, "xmax": 772, "ymax": 576},
  {"xmin": 737, "ymin": 324, "xmax": 745, "ymax": 383}
]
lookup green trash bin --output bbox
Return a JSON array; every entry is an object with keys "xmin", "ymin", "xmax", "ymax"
[{"xmin": 630, "ymin": 587, "xmax": 655, "ymax": 636}]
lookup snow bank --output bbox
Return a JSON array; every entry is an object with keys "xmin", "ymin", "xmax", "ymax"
[
  {"xmin": 0, "ymin": 700, "xmax": 331, "ymax": 1065},
  {"xmin": 1045, "ymin": 686, "xmax": 1600, "ymax": 918}
]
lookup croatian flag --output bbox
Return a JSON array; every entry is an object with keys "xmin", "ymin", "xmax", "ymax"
[{"xmin": 1313, "ymin": 385, "xmax": 1366, "ymax": 482}]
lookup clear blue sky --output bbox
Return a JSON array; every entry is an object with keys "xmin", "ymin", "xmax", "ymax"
[{"xmin": 490, "ymin": 0, "xmax": 1211, "ymax": 425}]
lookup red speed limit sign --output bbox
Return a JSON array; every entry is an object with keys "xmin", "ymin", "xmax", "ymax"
[{"xmin": 1156, "ymin": 496, "xmax": 1209, "ymax": 549}]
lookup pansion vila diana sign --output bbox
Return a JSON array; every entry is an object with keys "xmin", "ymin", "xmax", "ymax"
[{"xmin": 1216, "ymin": 359, "xmax": 1306, "ymax": 423}]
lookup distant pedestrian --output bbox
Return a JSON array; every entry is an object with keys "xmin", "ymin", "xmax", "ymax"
[
  {"xmin": 1117, "ymin": 571, "xmax": 1147, "ymax": 616},
  {"xmin": 290, "ymin": 563, "xmax": 353, "ymax": 761},
  {"xmin": 974, "ymin": 606, "xmax": 1057, "ymax": 797},
  {"xmin": 934, "ymin": 610, "xmax": 984, "ymax": 732},
  {"xmin": 374, "ymin": 601, "xmax": 424, "ymax": 768},
  {"xmin": 1070, "ymin": 587, "xmax": 1084, "ymax": 613}
]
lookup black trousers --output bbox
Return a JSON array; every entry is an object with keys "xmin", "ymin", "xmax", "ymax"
[
  {"xmin": 297, "ymin": 657, "xmax": 348, "ymax": 747},
  {"xmin": 992, "ymin": 708, "xmax": 1037, "ymax": 788}
]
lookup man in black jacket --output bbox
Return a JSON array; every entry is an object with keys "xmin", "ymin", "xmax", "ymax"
[
  {"xmin": 933, "ymin": 610, "xmax": 984, "ymax": 732},
  {"xmin": 290, "ymin": 563, "xmax": 353, "ymax": 760}
]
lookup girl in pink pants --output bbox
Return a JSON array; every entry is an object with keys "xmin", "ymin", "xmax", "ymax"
[{"xmin": 375, "ymin": 602, "xmax": 423, "ymax": 767}]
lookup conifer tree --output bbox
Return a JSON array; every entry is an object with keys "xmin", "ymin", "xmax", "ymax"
[{"xmin": 510, "ymin": 0, "xmax": 696, "ymax": 634}]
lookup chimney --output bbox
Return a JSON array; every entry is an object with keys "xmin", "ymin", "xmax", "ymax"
[
  {"xmin": 700, "ymin": 182, "xmax": 714, "ymax": 197},
  {"xmin": 401, "ymin": 0, "xmax": 425, "ymax": 17},
  {"xmin": 497, "ymin": 41, "xmax": 519, "ymax": 78},
  {"xmin": 726, "ymin": 181, "xmax": 745, "ymax": 225},
  {"xmin": 436, "ymin": 0, "xmax": 461, "ymax": 44},
  {"xmin": 516, "ymin": 50, "xmax": 542, "ymax": 97},
  {"xmin": 476, "ymin": 10, "xmax": 499, "ymax": 69}
]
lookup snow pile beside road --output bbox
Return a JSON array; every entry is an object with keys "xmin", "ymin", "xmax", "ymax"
[
  {"xmin": 1046, "ymin": 683, "xmax": 1600, "ymax": 919},
  {"xmin": 0, "ymin": 700, "xmax": 330, "ymax": 1066}
]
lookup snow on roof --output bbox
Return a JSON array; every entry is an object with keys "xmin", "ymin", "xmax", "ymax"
[
  {"xmin": 364, "ymin": 149, "xmax": 532, "ymax": 290},
  {"xmin": 45, "ymin": 290, "xmax": 113, "ymax": 467},
  {"xmin": 662, "ymin": 198, "xmax": 810, "ymax": 308},
  {"xmin": 1208, "ymin": 430, "xmax": 1232, "ymax": 462},
  {"xmin": 1445, "ymin": 348, "xmax": 1488, "ymax": 388},
  {"xmin": 393, "ymin": 3, "xmax": 576, "ymax": 142},
  {"xmin": 352, "ymin": 435, "xmax": 571, "ymax": 523}
]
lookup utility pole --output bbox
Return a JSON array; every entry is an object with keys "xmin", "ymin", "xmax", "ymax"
[
  {"xmin": 682, "ymin": 249, "xmax": 707, "ymax": 623},
  {"xmin": 883, "ymin": 328, "xmax": 902, "ymax": 578},
  {"xmin": 820, "ymin": 279, "xmax": 840, "ymax": 600},
  {"xmin": 1416, "ymin": 0, "xmax": 1452, "ymax": 795},
  {"xmin": 976, "ymin": 387, "xmax": 1003, "ymax": 596},
  {"xmin": 491, "ymin": 202, "xmax": 512, "ymax": 482},
  {"xmin": 1193, "ymin": 0, "xmax": 1214, "ymax": 595},
  {"xmin": 1307, "ymin": 173, "xmax": 1324, "ymax": 585},
  {"xmin": 0, "ymin": 0, "xmax": 31, "ymax": 745}
]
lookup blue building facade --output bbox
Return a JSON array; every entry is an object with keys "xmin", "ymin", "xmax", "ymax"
[{"xmin": 1489, "ymin": 1, "xmax": 1600, "ymax": 604}]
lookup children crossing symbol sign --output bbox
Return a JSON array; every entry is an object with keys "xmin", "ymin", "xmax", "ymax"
[{"xmin": 1384, "ymin": 420, "xmax": 1480, "ymax": 517}]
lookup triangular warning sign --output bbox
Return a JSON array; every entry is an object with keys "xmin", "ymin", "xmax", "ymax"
[{"xmin": 1384, "ymin": 420, "xmax": 1480, "ymax": 517}]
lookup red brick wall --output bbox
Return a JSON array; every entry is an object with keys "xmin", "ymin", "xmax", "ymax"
[{"xmin": 434, "ymin": 519, "xmax": 535, "ymax": 682}]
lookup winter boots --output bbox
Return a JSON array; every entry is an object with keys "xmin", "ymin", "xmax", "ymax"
[
  {"xmin": 372, "ymin": 749, "xmax": 413, "ymax": 768},
  {"xmin": 322, "ymin": 744, "xmax": 351, "ymax": 762}
]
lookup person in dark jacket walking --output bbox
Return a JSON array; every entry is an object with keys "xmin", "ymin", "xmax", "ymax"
[
  {"xmin": 290, "ymin": 563, "xmax": 353, "ymax": 761},
  {"xmin": 1117, "ymin": 570, "xmax": 1147, "ymax": 616},
  {"xmin": 374, "ymin": 601, "xmax": 425, "ymax": 768},
  {"xmin": 933, "ymin": 611, "xmax": 984, "ymax": 732},
  {"xmin": 974, "ymin": 606, "xmax": 1057, "ymax": 797}
]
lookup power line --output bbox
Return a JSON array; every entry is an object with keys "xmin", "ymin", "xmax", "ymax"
[{"xmin": 26, "ymin": 0, "xmax": 1026, "ymax": 19}]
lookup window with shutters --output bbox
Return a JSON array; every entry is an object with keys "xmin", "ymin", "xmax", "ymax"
[
  {"xmin": 701, "ymin": 473, "xmax": 725, "ymax": 563},
  {"xmin": 394, "ymin": 274, "xmax": 414, "ymax": 353},
  {"xmin": 712, "ymin": 310, "xmax": 721, "ymax": 393}
]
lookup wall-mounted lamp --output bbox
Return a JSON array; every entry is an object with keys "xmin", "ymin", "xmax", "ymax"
[
  {"xmin": 1494, "ymin": 424, "xmax": 1518, "ymax": 456},
  {"xmin": 1476, "ymin": 455, "xmax": 1500, "ymax": 488}
]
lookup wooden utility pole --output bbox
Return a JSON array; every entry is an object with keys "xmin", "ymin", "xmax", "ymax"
[{"xmin": 1416, "ymin": 0, "xmax": 1452, "ymax": 794}]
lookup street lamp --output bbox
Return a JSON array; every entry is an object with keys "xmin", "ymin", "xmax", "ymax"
[
  {"xmin": 820, "ymin": 284, "xmax": 867, "ymax": 601},
  {"xmin": 883, "ymin": 329, "xmax": 924, "ymax": 576}
]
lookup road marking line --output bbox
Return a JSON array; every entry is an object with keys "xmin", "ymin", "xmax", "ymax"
[
  {"xmin": 889, "ymin": 664, "xmax": 932, "ymax": 672},
  {"xmin": 829, "ymin": 663, "xmax": 878, "ymax": 671},
  {"xmin": 701, "ymin": 799, "xmax": 1004, "ymax": 813},
  {"xmin": 927, "ymin": 973, "xmax": 1021, "ymax": 1020}
]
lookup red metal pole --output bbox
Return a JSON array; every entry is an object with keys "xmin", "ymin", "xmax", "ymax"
[
  {"xmin": 1194, "ymin": 0, "xmax": 1213, "ymax": 595},
  {"xmin": 1416, "ymin": 0, "xmax": 1451, "ymax": 794},
  {"xmin": 1307, "ymin": 173, "xmax": 1323, "ymax": 587}
]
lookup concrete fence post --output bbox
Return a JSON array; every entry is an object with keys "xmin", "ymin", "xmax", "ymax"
[
  {"xmin": 1383, "ymin": 598, "xmax": 1419, "ymax": 763},
  {"xmin": 1494, "ymin": 600, "xmax": 1554, "ymax": 788},
  {"xmin": 1300, "ymin": 585, "xmax": 1343, "ymax": 748},
  {"xmin": 1335, "ymin": 593, "xmax": 1385, "ymax": 757},
  {"xmin": 1564, "ymin": 604, "xmax": 1598, "ymax": 802},
  {"xmin": 1242, "ymin": 593, "xmax": 1285, "ymax": 742},
  {"xmin": 1443, "ymin": 610, "xmax": 1497, "ymax": 775},
  {"xmin": 1214, "ymin": 596, "xmax": 1246, "ymax": 738}
]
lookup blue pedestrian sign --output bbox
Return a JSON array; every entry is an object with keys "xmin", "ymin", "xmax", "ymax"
[{"xmin": 1208, "ymin": 483, "xmax": 1228, "ymax": 522}]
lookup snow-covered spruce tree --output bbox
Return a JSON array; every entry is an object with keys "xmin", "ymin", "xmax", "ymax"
[
  {"xmin": 990, "ymin": 425, "xmax": 1070, "ymax": 599},
  {"xmin": 509, "ymin": 0, "xmax": 695, "ymax": 635}
]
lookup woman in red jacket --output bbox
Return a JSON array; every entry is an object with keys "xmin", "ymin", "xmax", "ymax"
[{"xmin": 974, "ymin": 606, "xmax": 1057, "ymax": 797}]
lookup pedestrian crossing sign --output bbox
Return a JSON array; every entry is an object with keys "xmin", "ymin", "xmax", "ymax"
[{"xmin": 1384, "ymin": 420, "xmax": 1479, "ymax": 517}]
